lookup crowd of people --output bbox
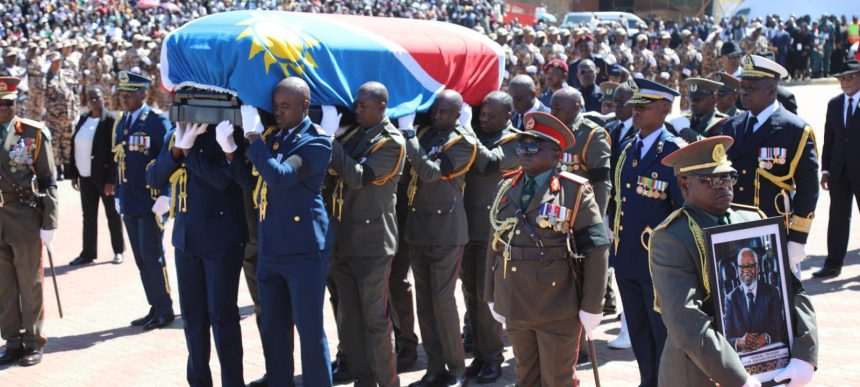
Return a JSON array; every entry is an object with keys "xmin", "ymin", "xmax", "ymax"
[{"xmin": 1, "ymin": 1, "xmax": 858, "ymax": 387}]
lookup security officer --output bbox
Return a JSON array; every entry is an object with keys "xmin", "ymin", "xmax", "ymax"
[
  {"xmin": 610, "ymin": 78, "xmax": 686, "ymax": 387},
  {"xmin": 718, "ymin": 55, "xmax": 819, "ymax": 275},
  {"xmin": 651, "ymin": 135, "xmax": 818, "ymax": 387},
  {"xmin": 484, "ymin": 111, "xmax": 609, "ymax": 387},
  {"xmin": 403, "ymin": 89, "xmax": 476, "ymax": 387},
  {"xmin": 145, "ymin": 117, "xmax": 249, "ymax": 386},
  {"xmin": 461, "ymin": 91, "xmax": 520, "ymax": 384},
  {"xmin": 606, "ymin": 83, "xmax": 637, "ymax": 170},
  {"xmin": 113, "ymin": 71, "xmax": 175, "ymax": 331},
  {"xmin": 680, "ymin": 77, "xmax": 729, "ymax": 142},
  {"xmin": 327, "ymin": 82, "xmax": 404, "ymax": 387},
  {"xmin": 551, "ymin": 88, "xmax": 612, "ymax": 214},
  {"xmin": 240, "ymin": 77, "xmax": 333, "ymax": 387},
  {"xmin": 711, "ymin": 72, "xmax": 744, "ymax": 117},
  {"xmin": 0, "ymin": 77, "xmax": 58, "ymax": 367},
  {"xmin": 599, "ymin": 81, "xmax": 619, "ymax": 116}
]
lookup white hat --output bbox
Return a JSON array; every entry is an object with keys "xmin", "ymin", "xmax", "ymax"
[{"xmin": 740, "ymin": 54, "xmax": 788, "ymax": 79}]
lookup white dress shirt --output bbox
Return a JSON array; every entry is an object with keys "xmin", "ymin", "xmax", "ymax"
[
  {"xmin": 748, "ymin": 99, "xmax": 780, "ymax": 133},
  {"xmin": 634, "ymin": 125, "xmax": 666, "ymax": 159},
  {"xmin": 844, "ymin": 90, "xmax": 860, "ymax": 126},
  {"xmin": 74, "ymin": 116, "xmax": 100, "ymax": 177}
]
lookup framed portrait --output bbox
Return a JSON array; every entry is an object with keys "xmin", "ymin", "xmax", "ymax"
[{"xmin": 704, "ymin": 217, "xmax": 794, "ymax": 385}]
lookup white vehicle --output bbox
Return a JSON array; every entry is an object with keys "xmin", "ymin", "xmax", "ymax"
[
  {"xmin": 561, "ymin": 11, "xmax": 645, "ymax": 35},
  {"xmin": 732, "ymin": 0, "xmax": 858, "ymax": 20}
]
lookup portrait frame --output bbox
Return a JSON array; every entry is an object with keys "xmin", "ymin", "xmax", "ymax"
[{"xmin": 704, "ymin": 217, "xmax": 795, "ymax": 385}]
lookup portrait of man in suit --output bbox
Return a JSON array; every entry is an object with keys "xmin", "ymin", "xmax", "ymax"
[{"xmin": 724, "ymin": 247, "xmax": 787, "ymax": 353}]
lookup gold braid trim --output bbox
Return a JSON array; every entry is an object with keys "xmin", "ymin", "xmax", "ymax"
[
  {"xmin": 371, "ymin": 138, "xmax": 403, "ymax": 186},
  {"xmin": 112, "ymin": 112, "xmax": 127, "ymax": 183},
  {"xmin": 649, "ymin": 208, "xmax": 709, "ymax": 314},
  {"xmin": 754, "ymin": 125, "xmax": 814, "ymax": 207},
  {"xmin": 613, "ymin": 141, "xmax": 633, "ymax": 254},
  {"xmin": 168, "ymin": 168, "xmax": 188, "ymax": 218},
  {"xmin": 789, "ymin": 213, "xmax": 814, "ymax": 233},
  {"xmin": 406, "ymin": 126, "xmax": 433, "ymax": 206},
  {"xmin": 252, "ymin": 126, "xmax": 279, "ymax": 221},
  {"xmin": 489, "ymin": 178, "xmax": 518, "ymax": 279},
  {"xmin": 440, "ymin": 135, "xmax": 477, "ymax": 180}
]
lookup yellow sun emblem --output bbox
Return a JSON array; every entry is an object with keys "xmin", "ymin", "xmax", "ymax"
[{"xmin": 236, "ymin": 14, "xmax": 320, "ymax": 76}]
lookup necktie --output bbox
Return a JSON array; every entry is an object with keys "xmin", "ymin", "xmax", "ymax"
[
  {"xmin": 515, "ymin": 114, "xmax": 523, "ymax": 130},
  {"xmin": 521, "ymin": 176, "xmax": 536, "ymax": 210},
  {"xmin": 848, "ymin": 97, "xmax": 855, "ymax": 125},
  {"xmin": 0, "ymin": 123, "xmax": 7, "ymax": 141},
  {"xmin": 742, "ymin": 115, "xmax": 757, "ymax": 141},
  {"xmin": 746, "ymin": 290, "xmax": 755, "ymax": 313},
  {"xmin": 632, "ymin": 139, "xmax": 643, "ymax": 166},
  {"xmin": 125, "ymin": 113, "xmax": 133, "ymax": 131}
]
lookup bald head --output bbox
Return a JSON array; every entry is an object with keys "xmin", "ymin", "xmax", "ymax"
[
  {"xmin": 509, "ymin": 75, "xmax": 538, "ymax": 114},
  {"xmin": 550, "ymin": 88, "xmax": 583, "ymax": 126},
  {"xmin": 357, "ymin": 81, "xmax": 389, "ymax": 104},
  {"xmin": 355, "ymin": 81, "xmax": 388, "ymax": 128},
  {"xmin": 431, "ymin": 89, "xmax": 463, "ymax": 131},
  {"xmin": 577, "ymin": 59, "xmax": 598, "ymax": 88},
  {"xmin": 275, "ymin": 77, "xmax": 311, "ymax": 100},
  {"xmin": 273, "ymin": 76, "xmax": 311, "ymax": 129}
]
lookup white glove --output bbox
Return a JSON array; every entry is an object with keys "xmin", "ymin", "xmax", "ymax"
[
  {"xmin": 397, "ymin": 113, "xmax": 416, "ymax": 131},
  {"xmin": 152, "ymin": 195, "xmax": 171, "ymax": 218},
  {"xmin": 603, "ymin": 215, "xmax": 614, "ymax": 241},
  {"xmin": 579, "ymin": 310, "xmax": 603, "ymax": 340},
  {"xmin": 240, "ymin": 105, "xmax": 264, "ymax": 137},
  {"xmin": 320, "ymin": 105, "xmax": 342, "ymax": 135},
  {"xmin": 115, "ymin": 198, "xmax": 121, "ymax": 214},
  {"xmin": 668, "ymin": 115, "xmax": 691, "ymax": 131},
  {"xmin": 175, "ymin": 122, "xmax": 207, "ymax": 150},
  {"xmin": 40, "ymin": 229, "xmax": 56, "ymax": 249},
  {"xmin": 787, "ymin": 242, "xmax": 806, "ymax": 269},
  {"xmin": 215, "ymin": 120, "xmax": 238, "ymax": 153},
  {"xmin": 488, "ymin": 302, "xmax": 505, "ymax": 324},
  {"xmin": 772, "ymin": 358, "xmax": 814, "ymax": 387},
  {"xmin": 742, "ymin": 374, "xmax": 762, "ymax": 387},
  {"xmin": 458, "ymin": 104, "xmax": 473, "ymax": 129}
]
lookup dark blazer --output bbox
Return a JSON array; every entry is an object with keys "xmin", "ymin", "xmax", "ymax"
[
  {"xmin": 68, "ymin": 110, "xmax": 118, "ymax": 188},
  {"xmin": 511, "ymin": 101, "xmax": 551, "ymax": 130},
  {"xmin": 725, "ymin": 281, "xmax": 786, "ymax": 351},
  {"xmin": 822, "ymin": 94, "xmax": 860, "ymax": 184}
]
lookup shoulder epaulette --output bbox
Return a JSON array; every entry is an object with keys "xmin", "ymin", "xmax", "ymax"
[
  {"xmin": 730, "ymin": 203, "xmax": 767, "ymax": 219},
  {"xmin": 310, "ymin": 124, "xmax": 327, "ymax": 136},
  {"xmin": 502, "ymin": 169, "xmax": 523, "ymax": 179},
  {"xmin": 652, "ymin": 208, "xmax": 687, "ymax": 233},
  {"xmin": 581, "ymin": 117, "xmax": 604, "ymax": 131},
  {"xmin": 498, "ymin": 132, "xmax": 519, "ymax": 145},
  {"xmin": 558, "ymin": 171, "xmax": 589, "ymax": 185}
]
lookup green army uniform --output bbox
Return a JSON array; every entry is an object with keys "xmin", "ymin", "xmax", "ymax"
[
  {"xmin": 679, "ymin": 78, "xmax": 729, "ymax": 143},
  {"xmin": 558, "ymin": 114, "xmax": 612, "ymax": 214},
  {"xmin": 485, "ymin": 112, "xmax": 609, "ymax": 387},
  {"xmin": 0, "ymin": 105, "xmax": 59, "ymax": 354},
  {"xmin": 650, "ymin": 136, "xmax": 818, "ymax": 386},
  {"xmin": 328, "ymin": 117, "xmax": 405, "ymax": 387},
  {"xmin": 712, "ymin": 72, "xmax": 745, "ymax": 118},
  {"xmin": 404, "ymin": 122, "xmax": 477, "ymax": 379}
]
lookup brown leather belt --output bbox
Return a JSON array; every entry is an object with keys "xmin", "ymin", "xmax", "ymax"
[
  {"xmin": 0, "ymin": 191, "xmax": 34, "ymax": 206},
  {"xmin": 508, "ymin": 246, "xmax": 568, "ymax": 261}
]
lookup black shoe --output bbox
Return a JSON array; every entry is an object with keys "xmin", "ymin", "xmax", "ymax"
[
  {"xmin": 130, "ymin": 310, "xmax": 155, "ymax": 326},
  {"xmin": 462, "ymin": 332, "xmax": 474, "ymax": 354},
  {"xmin": 408, "ymin": 372, "xmax": 446, "ymax": 387},
  {"xmin": 576, "ymin": 350, "xmax": 589, "ymax": 364},
  {"xmin": 247, "ymin": 374, "xmax": 267, "ymax": 387},
  {"xmin": 19, "ymin": 347, "xmax": 41, "ymax": 367},
  {"xmin": 465, "ymin": 358, "xmax": 484, "ymax": 377},
  {"xmin": 812, "ymin": 266, "xmax": 841, "ymax": 278},
  {"xmin": 69, "ymin": 257, "xmax": 95, "ymax": 266},
  {"xmin": 476, "ymin": 363, "xmax": 501, "ymax": 384},
  {"xmin": 396, "ymin": 349, "xmax": 418, "ymax": 372},
  {"xmin": 0, "ymin": 347, "xmax": 24, "ymax": 366},
  {"xmin": 143, "ymin": 314, "xmax": 175, "ymax": 331},
  {"xmin": 447, "ymin": 373, "xmax": 469, "ymax": 387},
  {"xmin": 331, "ymin": 359, "xmax": 353, "ymax": 384}
]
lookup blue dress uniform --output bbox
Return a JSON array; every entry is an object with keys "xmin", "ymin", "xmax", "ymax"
[
  {"xmin": 113, "ymin": 72, "xmax": 174, "ymax": 323},
  {"xmin": 719, "ymin": 55, "xmax": 820, "ymax": 245},
  {"xmin": 146, "ymin": 127, "xmax": 248, "ymax": 386},
  {"xmin": 609, "ymin": 78, "xmax": 685, "ymax": 387},
  {"xmin": 243, "ymin": 115, "xmax": 334, "ymax": 387}
]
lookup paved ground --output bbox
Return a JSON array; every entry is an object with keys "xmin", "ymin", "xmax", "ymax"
[{"xmin": 1, "ymin": 82, "xmax": 859, "ymax": 386}]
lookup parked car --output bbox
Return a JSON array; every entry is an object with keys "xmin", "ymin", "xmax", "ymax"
[{"xmin": 561, "ymin": 11, "xmax": 645, "ymax": 36}]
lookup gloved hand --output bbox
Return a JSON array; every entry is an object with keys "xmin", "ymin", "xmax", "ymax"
[
  {"xmin": 215, "ymin": 120, "xmax": 238, "ymax": 153},
  {"xmin": 397, "ymin": 113, "xmax": 416, "ymax": 131},
  {"xmin": 40, "ymin": 229, "xmax": 55, "ymax": 249},
  {"xmin": 320, "ymin": 105, "xmax": 342, "ymax": 135},
  {"xmin": 458, "ymin": 104, "xmax": 473, "ymax": 129},
  {"xmin": 115, "ymin": 198, "xmax": 121, "ymax": 214},
  {"xmin": 488, "ymin": 302, "xmax": 505, "ymax": 324},
  {"xmin": 241, "ymin": 105, "xmax": 264, "ymax": 137},
  {"xmin": 603, "ymin": 215, "xmax": 614, "ymax": 241},
  {"xmin": 175, "ymin": 122, "xmax": 207, "ymax": 150},
  {"xmin": 152, "ymin": 195, "xmax": 171, "ymax": 218},
  {"xmin": 742, "ymin": 374, "xmax": 762, "ymax": 387},
  {"xmin": 788, "ymin": 242, "xmax": 806, "ymax": 269},
  {"xmin": 773, "ymin": 358, "xmax": 814, "ymax": 386},
  {"xmin": 579, "ymin": 310, "xmax": 603, "ymax": 340}
]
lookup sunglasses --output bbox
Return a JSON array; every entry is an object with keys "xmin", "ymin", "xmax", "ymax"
[
  {"xmin": 516, "ymin": 142, "xmax": 542, "ymax": 155},
  {"xmin": 0, "ymin": 100, "xmax": 14, "ymax": 107},
  {"xmin": 689, "ymin": 172, "xmax": 738, "ymax": 188}
]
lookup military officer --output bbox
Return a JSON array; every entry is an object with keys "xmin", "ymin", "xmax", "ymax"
[
  {"xmin": 403, "ymin": 89, "xmax": 476, "ymax": 387},
  {"xmin": 44, "ymin": 51, "xmax": 77, "ymax": 178},
  {"xmin": 113, "ymin": 71, "xmax": 175, "ymax": 330},
  {"xmin": 327, "ymin": 82, "xmax": 405, "ymax": 387},
  {"xmin": 700, "ymin": 30, "xmax": 724, "ymax": 78},
  {"xmin": 632, "ymin": 34, "xmax": 657, "ymax": 77},
  {"xmin": 712, "ymin": 72, "xmax": 744, "ymax": 117},
  {"xmin": 610, "ymin": 78, "xmax": 686, "ymax": 387},
  {"xmin": 538, "ymin": 59, "xmax": 570, "ymax": 107},
  {"xmin": 484, "ymin": 111, "xmax": 609, "ymax": 387},
  {"xmin": 718, "ymin": 55, "xmax": 819, "ymax": 274},
  {"xmin": 24, "ymin": 44, "xmax": 45, "ymax": 120},
  {"xmin": 0, "ymin": 77, "xmax": 58, "ymax": 367},
  {"xmin": 146, "ymin": 114, "xmax": 249, "ymax": 386},
  {"xmin": 599, "ymin": 81, "xmax": 619, "ymax": 116},
  {"xmin": 606, "ymin": 83, "xmax": 637, "ymax": 170},
  {"xmin": 461, "ymin": 91, "xmax": 520, "ymax": 384},
  {"xmin": 679, "ymin": 77, "xmax": 729, "ymax": 142},
  {"xmin": 551, "ymin": 88, "xmax": 612, "ymax": 214},
  {"xmin": 238, "ymin": 77, "xmax": 334, "ymax": 387},
  {"xmin": 651, "ymin": 135, "xmax": 818, "ymax": 387}
]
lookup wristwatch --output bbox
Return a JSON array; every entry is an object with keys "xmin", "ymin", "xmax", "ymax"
[{"xmin": 402, "ymin": 128, "xmax": 416, "ymax": 139}]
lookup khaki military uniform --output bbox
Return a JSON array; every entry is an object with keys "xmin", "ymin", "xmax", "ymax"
[
  {"xmin": 676, "ymin": 42, "xmax": 701, "ymax": 77},
  {"xmin": 44, "ymin": 69, "xmax": 77, "ymax": 166},
  {"xmin": 0, "ymin": 116, "xmax": 58, "ymax": 351},
  {"xmin": 146, "ymin": 45, "xmax": 164, "ymax": 109},
  {"xmin": 327, "ymin": 118, "xmax": 405, "ymax": 387},
  {"xmin": 700, "ymin": 40, "xmax": 723, "ymax": 77},
  {"xmin": 650, "ymin": 204, "xmax": 819, "ymax": 386},
  {"xmin": 484, "ymin": 169, "xmax": 609, "ymax": 387},
  {"xmin": 25, "ymin": 57, "xmax": 45, "ymax": 120},
  {"xmin": 679, "ymin": 109, "xmax": 729, "ymax": 143},
  {"xmin": 655, "ymin": 47, "xmax": 680, "ymax": 77},
  {"xmin": 612, "ymin": 42, "xmax": 634, "ymax": 68},
  {"xmin": 633, "ymin": 47, "xmax": 656, "ymax": 77},
  {"xmin": 513, "ymin": 43, "xmax": 540, "ymax": 71},
  {"xmin": 740, "ymin": 35, "xmax": 770, "ymax": 55},
  {"xmin": 558, "ymin": 115, "xmax": 612, "ymax": 214}
]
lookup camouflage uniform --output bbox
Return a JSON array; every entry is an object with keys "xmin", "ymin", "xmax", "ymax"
[
  {"xmin": 739, "ymin": 34, "xmax": 769, "ymax": 55},
  {"xmin": 44, "ymin": 69, "xmax": 77, "ymax": 166},
  {"xmin": 676, "ymin": 42, "xmax": 701, "ymax": 77},
  {"xmin": 24, "ymin": 55, "xmax": 45, "ymax": 120},
  {"xmin": 612, "ymin": 42, "xmax": 634, "ymax": 69},
  {"xmin": 146, "ymin": 43, "xmax": 164, "ymax": 109},
  {"xmin": 700, "ymin": 40, "xmax": 723, "ymax": 77},
  {"xmin": 632, "ymin": 46, "xmax": 656, "ymax": 77}
]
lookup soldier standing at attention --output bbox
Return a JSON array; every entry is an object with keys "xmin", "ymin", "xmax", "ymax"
[
  {"xmin": 611, "ymin": 78, "xmax": 686, "ymax": 387},
  {"xmin": 711, "ymin": 72, "xmax": 744, "ymax": 117},
  {"xmin": 114, "ymin": 71, "xmax": 175, "ymax": 331},
  {"xmin": 679, "ymin": 77, "xmax": 729, "ymax": 142},
  {"xmin": 44, "ymin": 51, "xmax": 77, "ymax": 179},
  {"xmin": 403, "ymin": 89, "xmax": 476, "ymax": 387},
  {"xmin": 485, "ymin": 111, "xmax": 609, "ymax": 387},
  {"xmin": 0, "ymin": 77, "xmax": 58, "ymax": 367},
  {"xmin": 24, "ymin": 44, "xmax": 45, "ymax": 120},
  {"xmin": 327, "ymin": 82, "xmax": 405, "ymax": 387},
  {"xmin": 718, "ymin": 55, "xmax": 819, "ymax": 276},
  {"xmin": 651, "ymin": 136, "xmax": 818, "ymax": 387}
]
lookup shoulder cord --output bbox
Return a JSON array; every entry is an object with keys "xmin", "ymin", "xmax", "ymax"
[
  {"xmin": 649, "ymin": 208, "xmax": 709, "ymax": 314},
  {"xmin": 489, "ymin": 178, "xmax": 518, "ymax": 279},
  {"xmin": 612, "ymin": 141, "xmax": 633, "ymax": 254},
  {"xmin": 252, "ymin": 126, "xmax": 278, "ymax": 221}
]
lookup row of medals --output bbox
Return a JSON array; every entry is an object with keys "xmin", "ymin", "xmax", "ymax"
[
  {"xmin": 636, "ymin": 175, "xmax": 668, "ymax": 200},
  {"xmin": 537, "ymin": 204, "xmax": 570, "ymax": 232},
  {"xmin": 758, "ymin": 157, "xmax": 786, "ymax": 170},
  {"xmin": 559, "ymin": 154, "xmax": 581, "ymax": 172}
]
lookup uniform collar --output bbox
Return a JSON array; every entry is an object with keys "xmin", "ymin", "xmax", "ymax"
[
  {"xmin": 635, "ymin": 125, "xmax": 666, "ymax": 157},
  {"xmin": 525, "ymin": 167, "xmax": 553, "ymax": 189},
  {"xmin": 748, "ymin": 99, "xmax": 779, "ymax": 133}
]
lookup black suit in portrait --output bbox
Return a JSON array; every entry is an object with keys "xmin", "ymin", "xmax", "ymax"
[
  {"xmin": 511, "ymin": 100, "xmax": 551, "ymax": 130},
  {"xmin": 725, "ymin": 280, "xmax": 786, "ymax": 352},
  {"xmin": 67, "ymin": 110, "xmax": 125, "ymax": 261},
  {"xmin": 821, "ymin": 93, "xmax": 860, "ymax": 270}
]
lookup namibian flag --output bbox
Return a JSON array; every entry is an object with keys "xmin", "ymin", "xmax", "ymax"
[{"xmin": 160, "ymin": 10, "xmax": 505, "ymax": 118}]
